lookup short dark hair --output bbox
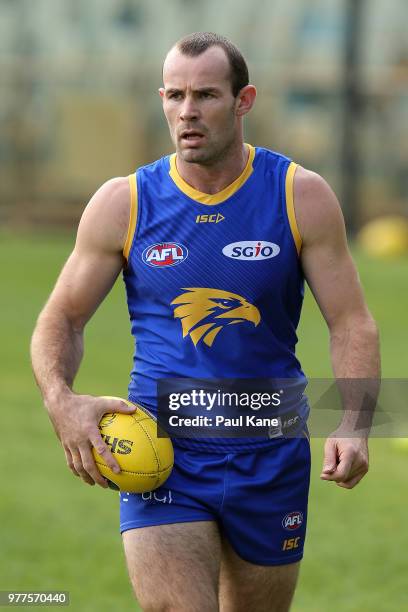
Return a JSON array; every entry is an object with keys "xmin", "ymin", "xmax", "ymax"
[{"xmin": 175, "ymin": 32, "xmax": 249, "ymax": 97}]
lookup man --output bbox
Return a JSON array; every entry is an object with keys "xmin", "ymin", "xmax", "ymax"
[{"xmin": 31, "ymin": 32, "xmax": 379, "ymax": 612}]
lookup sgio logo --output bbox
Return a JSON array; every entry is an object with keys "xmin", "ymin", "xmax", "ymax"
[
  {"xmin": 282, "ymin": 511, "xmax": 303, "ymax": 531},
  {"xmin": 100, "ymin": 434, "xmax": 133, "ymax": 455},
  {"xmin": 142, "ymin": 242, "xmax": 188, "ymax": 267},
  {"xmin": 196, "ymin": 213, "xmax": 225, "ymax": 224},
  {"xmin": 222, "ymin": 241, "xmax": 280, "ymax": 260}
]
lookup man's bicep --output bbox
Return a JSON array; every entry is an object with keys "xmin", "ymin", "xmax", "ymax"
[
  {"xmin": 48, "ymin": 247, "xmax": 123, "ymax": 329},
  {"xmin": 302, "ymin": 238, "xmax": 368, "ymax": 330},
  {"xmin": 46, "ymin": 177, "xmax": 130, "ymax": 328},
  {"xmin": 296, "ymin": 169, "xmax": 370, "ymax": 329}
]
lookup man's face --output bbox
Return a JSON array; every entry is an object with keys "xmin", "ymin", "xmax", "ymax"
[{"xmin": 160, "ymin": 46, "xmax": 239, "ymax": 165}]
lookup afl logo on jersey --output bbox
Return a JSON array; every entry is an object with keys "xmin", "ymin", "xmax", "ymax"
[
  {"xmin": 222, "ymin": 241, "xmax": 280, "ymax": 261},
  {"xmin": 142, "ymin": 243, "xmax": 188, "ymax": 267}
]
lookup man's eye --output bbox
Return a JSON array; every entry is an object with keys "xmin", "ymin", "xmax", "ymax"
[
  {"xmin": 168, "ymin": 93, "xmax": 182, "ymax": 100},
  {"xmin": 200, "ymin": 92, "xmax": 213, "ymax": 99}
]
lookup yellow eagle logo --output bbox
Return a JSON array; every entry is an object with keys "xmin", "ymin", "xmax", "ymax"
[{"xmin": 171, "ymin": 287, "xmax": 261, "ymax": 347}]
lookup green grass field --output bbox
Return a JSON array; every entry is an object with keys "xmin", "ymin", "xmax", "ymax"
[{"xmin": 1, "ymin": 231, "xmax": 407, "ymax": 611}]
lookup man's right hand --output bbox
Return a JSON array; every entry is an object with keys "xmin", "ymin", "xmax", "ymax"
[{"xmin": 47, "ymin": 394, "xmax": 136, "ymax": 488}]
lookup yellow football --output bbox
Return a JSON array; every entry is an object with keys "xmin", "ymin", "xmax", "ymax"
[
  {"xmin": 92, "ymin": 397, "xmax": 173, "ymax": 492},
  {"xmin": 357, "ymin": 216, "xmax": 408, "ymax": 259}
]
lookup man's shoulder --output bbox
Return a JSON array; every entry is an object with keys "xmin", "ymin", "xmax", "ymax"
[
  {"xmin": 77, "ymin": 176, "xmax": 132, "ymax": 254},
  {"xmin": 97, "ymin": 175, "xmax": 131, "ymax": 201},
  {"xmin": 92, "ymin": 176, "xmax": 131, "ymax": 224},
  {"xmin": 293, "ymin": 166, "xmax": 345, "ymax": 248},
  {"xmin": 293, "ymin": 166, "xmax": 337, "ymax": 212}
]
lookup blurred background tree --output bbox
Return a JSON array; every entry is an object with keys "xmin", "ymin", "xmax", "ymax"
[{"xmin": 0, "ymin": 0, "xmax": 407, "ymax": 231}]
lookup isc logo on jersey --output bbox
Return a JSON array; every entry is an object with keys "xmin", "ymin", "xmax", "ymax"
[
  {"xmin": 222, "ymin": 241, "xmax": 280, "ymax": 260},
  {"xmin": 196, "ymin": 213, "xmax": 225, "ymax": 224},
  {"xmin": 142, "ymin": 242, "xmax": 188, "ymax": 267},
  {"xmin": 282, "ymin": 511, "xmax": 303, "ymax": 531}
]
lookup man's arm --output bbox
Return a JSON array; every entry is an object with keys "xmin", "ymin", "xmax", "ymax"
[
  {"xmin": 294, "ymin": 166, "xmax": 380, "ymax": 489},
  {"xmin": 31, "ymin": 177, "xmax": 135, "ymax": 488}
]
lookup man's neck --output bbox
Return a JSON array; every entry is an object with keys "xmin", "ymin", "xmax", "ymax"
[{"xmin": 175, "ymin": 143, "xmax": 249, "ymax": 195}]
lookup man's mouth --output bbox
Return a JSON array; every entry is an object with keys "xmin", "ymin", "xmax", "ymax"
[{"xmin": 180, "ymin": 130, "xmax": 205, "ymax": 145}]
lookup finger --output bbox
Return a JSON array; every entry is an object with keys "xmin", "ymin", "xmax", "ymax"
[
  {"xmin": 63, "ymin": 446, "xmax": 80, "ymax": 477},
  {"xmin": 78, "ymin": 443, "xmax": 109, "ymax": 488},
  {"xmin": 354, "ymin": 453, "xmax": 369, "ymax": 474},
  {"xmin": 320, "ymin": 472, "xmax": 336, "ymax": 481},
  {"xmin": 98, "ymin": 397, "xmax": 136, "ymax": 417},
  {"xmin": 338, "ymin": 461, "xmax": 368, "ymax": 488},
  {"xmin": 71, "ymin": 449, "xmax": 95, "ymax": 486},
  {"xmin": 337, "ymin": 470, "xmax": 367, "ymax": 489},
  {"xmin": 90, "ymin": 430, "xmax": 121, "ymax": 474},
  {"xmin": 330, "ymin": 453, "xmax": 355, "ymax": 483},
  {"xmin": 320, "ymin": 439, "xmax": 338, "ymax": 476}
]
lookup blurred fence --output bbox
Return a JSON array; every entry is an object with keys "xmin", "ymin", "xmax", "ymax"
[{"xmin": 0, "ymin": 0, "xmax": 407, "ymax": 230}]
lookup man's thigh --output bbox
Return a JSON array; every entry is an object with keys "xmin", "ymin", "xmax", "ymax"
[
  {"xmin": 122, "ymin": 521, "xmax": 221, "ymax": 612},
  {"xmin": 219, "ymin": 537, "xmax": 300, "ymax": 612}
]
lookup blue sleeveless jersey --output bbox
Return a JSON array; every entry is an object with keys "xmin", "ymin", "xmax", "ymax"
[{"xmin": 123, "ymin": 145, "xmax": 308, "ymax": 451}]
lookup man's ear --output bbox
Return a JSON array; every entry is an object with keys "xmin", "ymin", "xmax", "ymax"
[
  {"xmin": 236, "ymin": 85, "xmax": 257, "ymax": 117},
  {"xmin": 158, "ymin": 87, "xmax": 165, "ymax": 99}
]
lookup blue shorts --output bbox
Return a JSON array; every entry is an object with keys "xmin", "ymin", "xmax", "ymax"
[{"xmin": 119, "ymin": 436, "xmax": 311, "ymax": 566}]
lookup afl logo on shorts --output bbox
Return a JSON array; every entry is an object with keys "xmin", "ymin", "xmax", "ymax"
[
  {"xmin": 282, "ymin": 511, "xmax": 303, "ymax": 531},
  {"xmin": 142, "ymin": 242, "xmax": 188, "ymax": 267},
  {"xmin": 222, "ymin": 241, "xmax": 280, "ymax": 261}
]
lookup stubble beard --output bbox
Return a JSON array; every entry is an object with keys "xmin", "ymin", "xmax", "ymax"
[
  {"xmin": 173, "ymin": 104, "xmax": 238, "ymax": 167},
  {"xmin": 176, "ymin": 130, "xmax": 237, "ymax": 167}
]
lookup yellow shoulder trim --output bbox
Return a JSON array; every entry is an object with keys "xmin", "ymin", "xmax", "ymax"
[
  {"xmin": 123, "ymin": 173, "xmax": 138, "ymax": 261},
  {"xmin": 285, "ymin": 162, "xmax": 302, "ymax": 255},
  {"xmin": 169, "ymin": 144, "xmax": 255, "ymax": 205}
]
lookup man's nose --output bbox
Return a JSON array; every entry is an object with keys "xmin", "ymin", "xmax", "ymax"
[{"xmin": 179, "ymin": 96, "xmax": 199, "ymax": 121}]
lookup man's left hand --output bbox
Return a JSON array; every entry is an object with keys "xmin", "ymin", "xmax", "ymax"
[{"xmin": 320, "ymin": 434, "xmax": 369, "ymax": 489}]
